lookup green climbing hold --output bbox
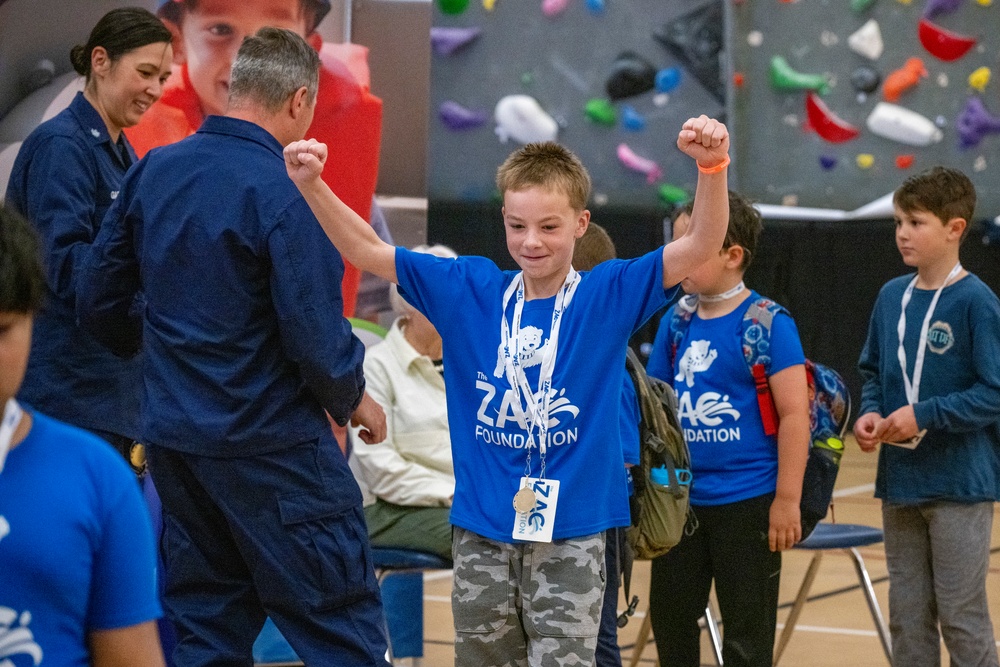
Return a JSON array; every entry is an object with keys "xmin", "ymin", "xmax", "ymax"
[
  {"xmin": 438, "ymin": 0, "xmax": 470, "ymax": 15},
  {"xmin": 851, "ymin": 0, "xmax": 877, "ymax": 13},
  {"xmin": 658, "ymin": 184, "xmax": 689, "ymax": 205},
  {"xmin": 521, "ymin": 72, "xmax": 534, "ymax": 86},
  {"xmin": 584, "ymin": 98, "xmax": 616, "ymax": 126},
  {"xmin": 769, "ymin": 55, "xmax": 830, "ymax": 94}
]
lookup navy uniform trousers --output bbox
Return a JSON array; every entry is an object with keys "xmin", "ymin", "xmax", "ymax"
[{"xmin": 148, "ymin": 431, "xmax": 390, "ymax": 667}]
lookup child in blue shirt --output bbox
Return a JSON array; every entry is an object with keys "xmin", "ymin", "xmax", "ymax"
[
  {"xmin": 645, "ymin": 192, "xmax": 810, "ymax": 667},
  {"xmin": 284, "ymin": 116, "xmax": 731, "ymax": 666},
  {"xmin": 855, "ymin": 166, "xmax": 1000, "ymax": 667},
  {"xmin": 0, "ymin": 203, "xmax": 164, "ymax": 667}
]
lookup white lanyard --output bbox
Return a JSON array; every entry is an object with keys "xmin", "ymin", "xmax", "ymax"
[
  {"xmin": 897, "ymin": 262, "xmax": 962, "ymax": 404},
  {"xmin": 698, "ymin": 280, "xmax": 746, "ymax": 303},
  {"xmin": 0, "ymin": 399, "xmax": 24, "ymax": 475},
  {"xmin": 500, "ymin": 269, "xmax": 580, "ymax": 478}
]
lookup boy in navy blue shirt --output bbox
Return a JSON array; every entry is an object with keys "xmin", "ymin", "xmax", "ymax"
[
  {"xmin": 285, "ymin": 116, "xmax": 731, "ymax": 666},
  {"xmin": 855, "ymin": 166, "xmax": 1000, "ymax": 667},
  {"xmin": 645, "ymin": 191, "xmax": 810, "ymax": 667}
]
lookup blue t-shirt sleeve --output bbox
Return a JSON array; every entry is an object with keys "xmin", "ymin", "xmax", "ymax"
[
  {"xmin": 87, "ymin": 461, "xmax": 161, "ymax": 630},
  {"xmin": 765, "ymin": 311, "xmax": 806, "ymax": 375},
  {"xmin": 396, "ymin": 248, "xmax": 500, "ymax": 327},
  {"xmin": 588, "ymin": 248, "xmax": 676, "ymax": 339},
  {"xmin": 645, "ymin": 310, "xmax": 675, "ymax": 382}
]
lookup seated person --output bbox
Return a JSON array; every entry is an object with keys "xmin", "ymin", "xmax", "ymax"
[
  {"xmin": 349, "ymin": 243, "xmax": 457, "ymax": 561},
  {"xmin": 0, "ymin": 202, "xmax": 164, "ymax": 667}
]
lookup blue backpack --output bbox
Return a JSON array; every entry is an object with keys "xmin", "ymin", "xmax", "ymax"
[{"xmin": 668, "ymin": 294, "xmax": 852, "ymax": 539}]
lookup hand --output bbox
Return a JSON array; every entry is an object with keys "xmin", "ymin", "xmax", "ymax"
[
  {"xmin": 677, "ymin": 115, "xmax": 730, "ymax": 169},
  {"xmin": 351, "ymin": 391, "xmax": 387, "ymax": 445},
  {"xmin": 769, "ymin": 497, "xmax": 801, "ymax": 552},
  {"xmin": 283, "ymin": 138, "xmax": 328, "ymax": 185},
  {"xmin": 853, "ymin": 412, "xmax": 882, "ymax": 452},
  {"xmin": 873, "ymin": 405, "xmax": 918, "ymax": 444}
]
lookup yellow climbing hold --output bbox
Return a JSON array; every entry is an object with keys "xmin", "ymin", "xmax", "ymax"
[
  {"xmin": 976, "ymin": 0, "xmax": 991, "ymax": 6},
  {"xmin": 856, "ymin": 153, "xmax": 875, "ymax": 169},
  {"xmin": 969, "ymin": 67, "xmax": 991, "ymax": 93},
  {"xmin": 484, "ymin": 0, "xmax": 497, "ymax": 9}
]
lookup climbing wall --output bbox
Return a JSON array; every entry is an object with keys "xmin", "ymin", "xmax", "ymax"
[
  {"xmin": 427, "ymin": 0, "xmax": 726, "ymax": 211},
  {"xmin": 729, "ymin": 0, "xmax": 1000, "ymax": 218}
]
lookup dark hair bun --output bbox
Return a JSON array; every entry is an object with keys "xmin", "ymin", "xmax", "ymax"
[{"xmin": 69, "ymin": 44, "xmax": 90, "ymax": 76}]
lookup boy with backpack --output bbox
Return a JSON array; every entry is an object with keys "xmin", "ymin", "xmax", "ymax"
[
  {"xmin": 284, "ymin": 115, "xmax": 730, "ymax": 666},
  {"xmin": 644, "ymin": 191, "xmax": 810, "ymax": 667},
  {"xmin": 855, "ymin": 167, "xmax": 1000, "ymax": 667}
]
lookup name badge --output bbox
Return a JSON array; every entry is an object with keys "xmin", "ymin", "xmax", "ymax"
[
  {"xmin": 512, "ymin": 477, "xmax": 560, "ymax": 543},
  {"xmin": 883, "ymin": 429, "xmax": 926, "ymax": 449}
]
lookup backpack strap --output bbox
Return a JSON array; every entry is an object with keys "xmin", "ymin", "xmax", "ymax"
[
  {"xmin": 741, "ymin": 297, "xmax": 789, "ymax": 438},
  {"xmin": 668, "ymin": 295, "xmax": 698, "ymax": 372}
]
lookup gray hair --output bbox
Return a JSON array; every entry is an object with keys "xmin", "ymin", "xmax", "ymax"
[
  {"xmin": 390, "ymin": 244, "xmax": 458, "ymax": 314},
  {"xmin": 229, "ymin": 27, "xmax": 320, "ymax": 114}
]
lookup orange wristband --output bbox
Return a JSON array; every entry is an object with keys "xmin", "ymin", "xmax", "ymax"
[{"xmin": 697, "ymin": 155, "xmax": 731, "ymax": 174}]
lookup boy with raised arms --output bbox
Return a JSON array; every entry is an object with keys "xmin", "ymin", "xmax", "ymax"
[{"xmin": 284, "ymin": 115, "xmax": 730, "ymax": 666}]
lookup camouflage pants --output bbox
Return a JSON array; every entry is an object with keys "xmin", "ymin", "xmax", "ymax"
[{"xmin": 452, "ymin": 527, "xmax": 606, "ymax": 667}]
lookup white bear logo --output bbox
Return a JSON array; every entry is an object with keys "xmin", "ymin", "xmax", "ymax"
[
  {"xmin": 0, "ymin": 607, "xmax": 43, "ymax": 665},
  {"xmin": 675, "ymin": 339, "xmax": 717, "ymax": 388},
  {"xmin": 494, "ymin": 325, "xmax": 550, "ymax": 378}
]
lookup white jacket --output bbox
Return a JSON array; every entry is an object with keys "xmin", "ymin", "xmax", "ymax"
[{"xmin": 349, "ymin": 319, "xmax": 454, "ymax": 507}]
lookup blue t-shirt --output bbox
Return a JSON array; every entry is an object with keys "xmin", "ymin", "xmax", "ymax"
[
  {"xmin": 4, "ymin": 92, "xmax": 142, "ymax": 439},
  {"xmin": 647, "ymin": 293, "xmax": 805, "ymax": 506},
  {"xmin": 620, "ymin": 375, "xmax": 641, "ymax": 466},
  {"xmin": 859, "ymin": 273, "xmax": 1000, "ymax": 503},
  {"xmin": 0, "ymin": 412, "xmax": 161, "ymax": 666},
  {"xmin": 396, "ymin": 248, "xmax": 673, "ymax": 541}
]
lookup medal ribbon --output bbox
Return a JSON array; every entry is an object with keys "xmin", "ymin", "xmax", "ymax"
[
  {"xmin": 500, "ymin": 269, "xmax": 580, "ymax": 480},
  {"xmin": 0, "ymin": 399, "xmax": 24, "ymax": 475},
  {"xmin": 897, "ymin": 262, "xmax": 961, "ymax": 404}
]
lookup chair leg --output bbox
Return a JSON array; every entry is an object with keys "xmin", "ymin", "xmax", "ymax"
[
  {"xmin": 773, "ymin": 551, "xmax": 824, "ymax": 666},
  {"xmin": 846, "ymin": 547, "xmax": 892, "ymax": 664},
  {"xmin": 629, "ymin": 613, "xmax": 653, "ymax": 667},
  {"xmin": 704, "ymin": 601, "xmax": 723, "ymax": 666}
]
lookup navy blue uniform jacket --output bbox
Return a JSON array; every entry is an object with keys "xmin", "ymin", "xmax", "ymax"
[
  {"xmin": 5, "ymin": 93, "xmax": 142, "ymax": 439},
  {"xmin": 78, "ymin": 116, "xmax": 365, "ymax": 456}
]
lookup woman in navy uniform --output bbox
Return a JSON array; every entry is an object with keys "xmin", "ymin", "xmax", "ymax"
[{"xmin": 4, "ymin": 8, "xmax": 172, "ymax": 458}]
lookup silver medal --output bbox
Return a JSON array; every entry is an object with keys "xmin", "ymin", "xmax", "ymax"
[{"xmin": 513, "ymin": 486, "xmax": 537, "ymax": 514}]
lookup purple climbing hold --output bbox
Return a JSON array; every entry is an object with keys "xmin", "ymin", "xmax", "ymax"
[
  {"xmin": 956, "ymin": 96, "xmax": 1000, "ymax": 149},
  {"xmin": 430, "ymin": 26, "xmax": 483, "ymax": 56},
  {"xmin": 923, "ymin": 0, "xmax": 964, "ymax": 19},
  {"xmin": 819, "ymin": 155, "xmax": 838, "ymax": 170},
  {"xmin": 439, "ymin": 100, "xmax": 489, "ymax": 130}
]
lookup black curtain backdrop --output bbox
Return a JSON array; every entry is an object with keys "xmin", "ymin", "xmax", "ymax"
[{"xmin": 428, "ymin": 202, "xmax": 1000, "ymax": 416}]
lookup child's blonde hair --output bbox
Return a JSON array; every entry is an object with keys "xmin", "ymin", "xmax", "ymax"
[{"xmin": 496, "ymin": 142, "xmax": 591, "ymax": 212}]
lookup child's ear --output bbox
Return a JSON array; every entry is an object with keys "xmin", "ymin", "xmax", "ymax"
[
  {"xmin": 724, "ymin": 244, "xmax": 744, "ymax": 268},
  {"xmin": 162, "ymin": 18, "xmax": 186, "ymax": 65},
  {"xmin": 575, "ymin": 210, "xmax": 590, "ymax": 238},
  {"xmin": 946, "ymin": 217, "xmax": 967, "ymax": 241}
]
